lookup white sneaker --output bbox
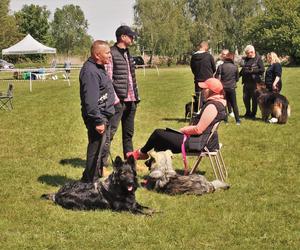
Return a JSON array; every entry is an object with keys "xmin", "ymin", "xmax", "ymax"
[
  {"xmin": 229, "ymin": 112, "xmax": 235, "ymax": 118},
  {"xmin": 269, "ymin": 117, "xmax": 278, "ymax": 124}
]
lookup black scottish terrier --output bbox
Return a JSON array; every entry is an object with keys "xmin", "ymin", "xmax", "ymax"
[{"xmin": 42, "ymin": 156, "xmax": 152, "ymax": 214}]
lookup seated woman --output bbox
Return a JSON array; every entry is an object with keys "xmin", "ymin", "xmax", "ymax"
[{"xmin": 127, "ymin": 78, "xmax": 227, "ymax": 160}]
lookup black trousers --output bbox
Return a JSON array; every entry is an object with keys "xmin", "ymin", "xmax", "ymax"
[
  {"xmin": 243, "ymin": 84, "xmax": 257, "ymax": 117},
  {"xmin": 141, "ymin": 129, "xmax": 183, "ymax": 154},
  {"xmin": 194, "ymin": 83, "xmax": 204, "ymax": 112},
  {"xmin": 81, "ymin": 123, "xmax": 109, "ymax": 183},
  {"xmin": 102, "ymin": 101, "xmax": 136, "ymax": 161},
  {"xmin": 224, "ymin": 88, "xmax": 240, "ymax": 122}
]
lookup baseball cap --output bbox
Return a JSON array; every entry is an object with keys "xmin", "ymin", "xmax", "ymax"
[
  {"xmin": 115, "ymin": 25, "xmax": 137, "ymax": 39},
  {"xmin": 198, "ymin": 78, "xmax": 223, "ymax": 94}
]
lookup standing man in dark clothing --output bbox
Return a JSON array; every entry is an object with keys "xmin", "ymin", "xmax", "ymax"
[
  {"xmin": 102, "ymin": 25, "xmax": 140, "ymax": 162},
  {"xmin": 239, "ymin": 45, "xmax": 264, "ymax": 119},
  {"xmin": 190, "ymin": 41, "xmax": 216, "ymax": 111},
  {"xmin": 79, "ymin": 40, "xmax": 115, "ymax": 183}
]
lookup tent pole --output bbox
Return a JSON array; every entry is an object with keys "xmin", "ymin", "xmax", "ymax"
[{"xmin": 29, "ymin": 72, "xmax": 32, "ymax": 92}]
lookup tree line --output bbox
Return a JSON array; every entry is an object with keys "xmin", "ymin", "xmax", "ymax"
[
  {"xmin": 0, "ymin": 0, "xmax": 92, "ymax": 60},
  {"xmin": 1, "ymin": 0, "xmax": 299, "ymax": 64},
  {"xmin": 134, "ymin": 0, "xmax": 300, "ymax": 64}
]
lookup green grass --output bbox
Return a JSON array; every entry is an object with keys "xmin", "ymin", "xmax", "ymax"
[{"xmin": 0, "ymin": 67, "xmax": 299, "ymax": 249}]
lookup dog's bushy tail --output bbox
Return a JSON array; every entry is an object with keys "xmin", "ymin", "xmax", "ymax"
[
  {"xmin": 276, "ymin": 96, "xmax": 289, "ymax": 124},
  {"xmin": 40, "ymin": 193, "xmax": 55, "ymax": 201}
]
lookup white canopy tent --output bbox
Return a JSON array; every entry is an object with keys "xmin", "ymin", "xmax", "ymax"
[
  {"xmin": 2, "ymin": 34, "xmax": 56, "ymax": 55},
  {"xmin": 1, "ymin": 34, "xmax": 61, "ymax": 92}
]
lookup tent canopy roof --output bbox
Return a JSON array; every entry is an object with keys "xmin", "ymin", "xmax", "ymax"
[{"xmin": 2, "ymin": 34, "xmax": 56, "ymax": 55}]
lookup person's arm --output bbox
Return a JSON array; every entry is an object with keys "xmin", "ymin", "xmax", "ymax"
[
  {"xmin": 235, "ymin": 66, "xmax": 239, "ymax": 82},
  {"xmin": 190, "ymin": 55, "xmax": 196, "ymax": 75},
  {"xmin": 105, "ymin": 58, "xmax": 113, "ymax": 80},
  {"xmin": 81, "ymin": 70, "xmax": 106, "ymax": 127},
  {"xmin": 211, "ymin": 55, "xmax": 216, "ymax": 74},
  {"xmin": 272, "ymin": 63, "xmax": 282, "ymax": 90},
  {"xmin": 180, "ymin": 104, "xmax": 217, "ymax": 135}
]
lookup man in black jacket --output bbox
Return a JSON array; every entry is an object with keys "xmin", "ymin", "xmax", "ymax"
[
  {"xmin": 102, "ymin": 25, "xmax": 140, "ymax": 163},
  {"xmin": 239, "ymin": 45, "xmax": 264, "ymax": 119},
  {"xmin": 79, "ymin": 40, "xmax": 115, "ymax": 183},
  {"xmin": 190, "ymin": 41, "xmax": 216, "ymax": 111}
]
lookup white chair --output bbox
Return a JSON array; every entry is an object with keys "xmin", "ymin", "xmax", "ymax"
[{"xmin": 187, "ymin": 122, "xmax": 228, "ymax": 181}]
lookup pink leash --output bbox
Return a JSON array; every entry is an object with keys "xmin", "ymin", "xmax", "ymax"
[{"xmin": 181, "ymin": 134, "xmax": 189, "ymax": 175}]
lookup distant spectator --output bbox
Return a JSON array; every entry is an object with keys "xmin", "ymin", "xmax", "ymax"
[
  {"xmin": 190, "ymin": 41, "xmax": 216, "ymax": 111},
  {"xmin": 265, "ymin": 52, "xmax": 282, "ymax": 93},
  {"xmin": 215, "ymin": 49, "xmax": 234, "ymax": 117},
  {"xmin": 215, "ymin": 49, "xmax": 229, "ymax": 70},
  {"xmin": 239, "ymin": 45, "xmax": 264, "ymax": 119},
  {"xmin": 64, "ymin": 59, "xmax": 71, "ymax": 79},
  {"xmin": 215, "ymin": 52, "xmax": 241, "ymax": 125}
]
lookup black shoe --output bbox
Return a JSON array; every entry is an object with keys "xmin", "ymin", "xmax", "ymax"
[{"xmin": 243, "ymin": 113, "xmax": 251, "ymax": 119}]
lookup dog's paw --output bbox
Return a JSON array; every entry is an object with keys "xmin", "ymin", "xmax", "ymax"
[
  {"xmin": 211, "ymin": 180, "xmax": 230, "ymax": 191},
  {"xmin": 268, "ymin": 117, "xmax": 278, "ymax": 124}
]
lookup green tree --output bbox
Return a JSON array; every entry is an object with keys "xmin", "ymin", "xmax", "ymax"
[
  {"xmin": 51, "ymin": 4, "xmax": 92, "ymax": 55},
  {"xmin": 187, "ymin": 0, "xmax": 263, "ymax": 53},
  {"xmin": 244, "ymin": 0, "xmax": 300, "ymax": 63},
  {"xmin": 134, "ymin": 0, "xmax": 192, "ymax": 65},
  {"xmin": 0, "ymin": 0, "xmax": 21, "ymax": 51},
  {"xmin": 14, "ymin": 4, "xmax": 51, "ymax": 44}
]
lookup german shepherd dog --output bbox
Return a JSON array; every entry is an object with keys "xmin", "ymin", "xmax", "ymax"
[
  {"xmin": 143, "ymin": 150, "xmax": 229, "ymax": 195},
  {"xmin": 42, "ymin": 156, "xmax": 152, "ymax": 214},
  {"xmin": 255, "ymin": 83, "xmax": 290, "ymax": 124}
]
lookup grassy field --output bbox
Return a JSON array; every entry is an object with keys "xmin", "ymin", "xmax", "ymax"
[{"xmin": 0, "ymin": 67, "xmax": 299, "ymax": 249}]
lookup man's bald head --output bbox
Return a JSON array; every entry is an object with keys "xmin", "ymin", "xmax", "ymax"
[
  {"xmin": 197, "ymin": 41, "xmax": 209, "ymax": 52},
  {"xmin": 91, "ymin": 40, "xmax": 111, "ymax": 65},
  {"xmin": 91, "ymin": 40, "xmax": 108, "ymax": 55}
]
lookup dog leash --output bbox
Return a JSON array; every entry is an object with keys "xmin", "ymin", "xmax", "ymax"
[{"xmin": 181, "ymin": 134, "xmax": 189, "ymax": 175}]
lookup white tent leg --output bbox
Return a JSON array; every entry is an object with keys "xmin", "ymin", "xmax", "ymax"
[{"xmin": 30, "ymin": 72, "xmax": 32, "ymax": 92}]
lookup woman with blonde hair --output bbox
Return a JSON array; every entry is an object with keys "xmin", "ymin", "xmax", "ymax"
[{"xmin": 265, "ymin": 52, "xmax": 282, "ymax": 93}]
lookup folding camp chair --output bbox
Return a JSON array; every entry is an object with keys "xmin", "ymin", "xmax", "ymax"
[
  {"xmin": 187, "ymin": 122, "xmax": 228, "ymax": 181},
  {"xmin": 0, "ymin": 83, "xmax": 14, "ymax": 111}
]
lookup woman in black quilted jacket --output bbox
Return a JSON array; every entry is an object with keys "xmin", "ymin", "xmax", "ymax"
[{"xmin": 215, "ymin": 52, "xmax": 241, "ymax": 125}]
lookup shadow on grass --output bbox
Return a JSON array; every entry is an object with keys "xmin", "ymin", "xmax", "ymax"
[
  {"xmin": 38, "ymin": 174, "xmax": 76, "ymax": 187},
  {"xmin": 162, "ymin": 118, "xmax": 187, "ymax": 123},
  {"xmin": 59, "ymin": 157, "xmax": 85, "ymax": 168}
]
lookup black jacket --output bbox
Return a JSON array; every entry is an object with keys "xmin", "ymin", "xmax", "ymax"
[
  {"xmin": 215, "ymin": 61, "xmax": 239, "ymax": 89},
  {"xmin": 79, "ymin": 57, "xmax": 115, "ymax": 127},
  {"xmin": 265, "ymin": 63, "xmax": 282, "ymax": 86},
  {"xmin": 190, "ymin": 51, "xmax": 216, "ymax": 83},
  {"xmin": 110, "ymin": 45, "xmax": 139, "ymax": 101},
  {"xmin": 239, "ymin": 54, "xmax": 264, "ymax": 85}
]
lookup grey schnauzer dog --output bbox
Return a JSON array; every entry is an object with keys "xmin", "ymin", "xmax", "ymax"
[{"xmin": 143, "ymin": 150, "xmax": 229, "ymax": 195}]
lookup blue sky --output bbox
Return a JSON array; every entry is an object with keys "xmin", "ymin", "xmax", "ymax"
[{"xmin": 10, "ymin": 0, "xmax": 135, "ymax": 41}]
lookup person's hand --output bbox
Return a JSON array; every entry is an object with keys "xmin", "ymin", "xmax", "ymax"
[
  {"xmin": 95, "ymin": 124, "xmax": 105, "ymax": 134},
  {"xmin": 273, "ymin": 83, "xmax": 278, "ymax": 92},
  {"xmin": 180, "ymin": 127, "xmax": 188, "ymax": 134}
]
